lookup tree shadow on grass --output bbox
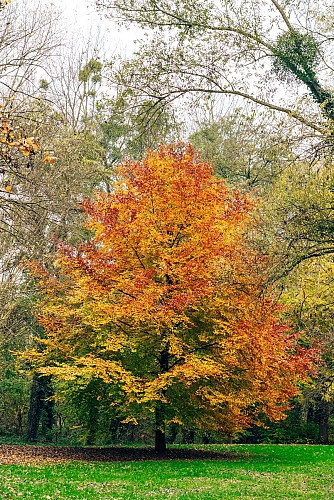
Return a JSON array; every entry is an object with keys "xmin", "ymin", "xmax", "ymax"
[{"xmin": 0, "ymin": 444, "xmax": 248, "ymax": 464}]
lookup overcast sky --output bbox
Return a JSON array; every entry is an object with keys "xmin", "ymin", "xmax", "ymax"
[
  {"xmin": 46, "ymin": 0, "xmax": 138, "ymax": 57},
  {"xmin": 51, "ymin": 0, "xmax": 102, "ymax": 29}
]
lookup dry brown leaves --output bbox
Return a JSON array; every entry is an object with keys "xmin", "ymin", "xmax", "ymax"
[{"xmin": 0, "ymin": 444, "xmax": 235, "ymax": 465}]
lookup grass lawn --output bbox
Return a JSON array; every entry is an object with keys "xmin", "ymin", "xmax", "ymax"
[{"xmin": 0, "ymin": 444, "xmax": 333, "ymax": 499}]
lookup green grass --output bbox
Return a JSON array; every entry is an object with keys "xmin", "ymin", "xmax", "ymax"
[{"xmin": 0, "ymin": 444, "xmax": 333, "ymax": 499}]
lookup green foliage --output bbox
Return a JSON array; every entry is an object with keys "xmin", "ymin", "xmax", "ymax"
[
  {"xmin": 278, "ymin": 257, "xmax": 334, "ymax": 443},
  {"xmin": 53, "ymin": 377, "xmax": 123, "ymax": 445},
  {"xmin": 259, "ymin": 163, "xmax": 334, "ymax": 279},
  {"xmin": 39, "ymin": 79, "xmax": 49, "ymax": 90},
  {"xmin": 0, "ymin": 377, "xmax": 30, "ymax": 437},
  {"xmin": 79, "ymin": 59, "xmax": 103, "ymax": 84},
  {"xmin": 273, "ymin": 31, "xmax": 321, "ymax": 83},
  {"xmin": 190, "ymin": 110, "xmax": 292, "ymax": 190},
  {"xmin": 271, "ymin": 29, "xmax": 334, "ymax": 120},
  {"xmin": 97, "ymin": 95, "xmax": 178, "ymax": 164},
  {"xmin": 257, "ymin": 164, "xmax": 334, "ymax": 444},
  {"xmin": 240, "ymin": 404, "xmax": 320, "ymax": 444}
]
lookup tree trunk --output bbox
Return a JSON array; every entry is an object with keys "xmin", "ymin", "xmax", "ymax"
[
  {"xmin": 43, "ymin": 382, "xmax": 54, "ymax": 434},
  {"xmin": 155, "ymin": 401, "xmax": 166, "ymax": 454},
  {"xmin": 154, "ymin": 345, "xmax": 169, "ymax": 454},
  {"xmin": 26, "ymin": 373, "xmax": 53, "ymax": 442},
  {"xmin": 318, "ymin": 405, "xmax": 330, "ymax": 444},
  {"xmin": 314, "ymin": 397, "xmax": 331, "ymax": 444}
]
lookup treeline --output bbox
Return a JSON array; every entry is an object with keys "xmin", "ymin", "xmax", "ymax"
[{"xmin": 0, "ymin": 0, "xmax": 333, "ymax": 447}]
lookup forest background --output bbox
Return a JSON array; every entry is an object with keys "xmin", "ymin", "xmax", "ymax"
[{"xmin": 0, "ymin": 0, "xmax": 333, "ymax": 447}]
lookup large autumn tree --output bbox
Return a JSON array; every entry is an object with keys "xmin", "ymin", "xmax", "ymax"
[{"xmin": 28, "ymin": 145, "xmax": 313, "ymax": 452}]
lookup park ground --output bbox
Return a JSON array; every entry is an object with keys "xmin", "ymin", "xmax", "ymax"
[{"xmin": 0, "ymin": 443, "xmax": 333, "ymax": 499}]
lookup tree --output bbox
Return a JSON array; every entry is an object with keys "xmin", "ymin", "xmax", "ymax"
[
  {"xmin": 279, "ymin": 257, "xmax": 334, "ymax": 443},
  {"xmin": 97, "ymin": 93, "xmax": 180, "ymax": 169},
  {"xmin": 0, "ymin": 2, "xmax": 113, "ymax": 442},
  {"xmin": 258, "ymin": 162, "xmax": 334, "ymax": 281},
  {"xmin": 248, "ymin": 161, "xmax": 334, "ymax": 443},
  {"xmin": 96, "ymin": 0, "xmax": 333, "ymax": 142},
  {"xmin": 0, "ymin": 1, "xmax": 60, "ymax": 99},
  {"xmin": 0, "ymin": 97, "xmax": 108, "ymax": 441},
  {"xmin": 41, "ymin": 35, "xmax": 104, "ymax": 132},
  {"xmin": 189, "ymin": 108, "xmax": 294, "ymax": 191},
  {"xmin": 27, "ymin": 145, "xmax": 313, "ymax": 452}
]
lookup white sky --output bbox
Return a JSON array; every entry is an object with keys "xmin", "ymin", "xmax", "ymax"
[
  {"xmin": 50, "ymin": 0, "xmax": 106, "ymax": 31},
  {"xmin": 47, "ymin": 0, "xmax": 139, "ymax": 57}
]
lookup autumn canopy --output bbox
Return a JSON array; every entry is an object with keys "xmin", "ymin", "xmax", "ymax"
[{"xmin": 29, "ymin": 144, "xmax": 312, "ymax": 452}]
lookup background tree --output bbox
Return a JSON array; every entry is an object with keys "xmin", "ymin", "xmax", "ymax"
[
  {"xmin": 96, "ymin": 0, "xmax": 333, "ymax": 141},
  {"xmin": 280, "ymin": 257, "xmax": 334, "ymax": 444},
  {"xmin": 190, "ymin": 107, "xmax": 295, "ymax": 191},
  {"xmin": 0, "ymin": 94, "xmax": 108, "ymax": 440},
  {"xmin": 98, "ymin": 94, "xmax": 180, "ymax": 166},
  {"xmin": 0, "ymin": 2, "xmax": 111, "ymax": 441},
  {"xmin": 41, "ymin": 35, "xmax": 104, "ymax": 133},
  {"xmin": 0, "ymin": 1, "xmax": 60, "ymax": 99},
  {"xmin": 245, "ymin": 161, "xmax": 334, "ymax": 443},
  {"xmin": 259, "ymin": 163, "xmax": 334, "ymax": 280},
  {"xmin": 26, "ymin": 145, "xmax": 314, "ymax": 452},
  {"xmin": 0, "ymin": 0, "xmax": 61, "ymax": 436}
]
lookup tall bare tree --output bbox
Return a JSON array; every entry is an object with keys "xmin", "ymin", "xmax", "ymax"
[{"xmin": 96, "ymin": 0, "xmax": 334, "ymax": 140}]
